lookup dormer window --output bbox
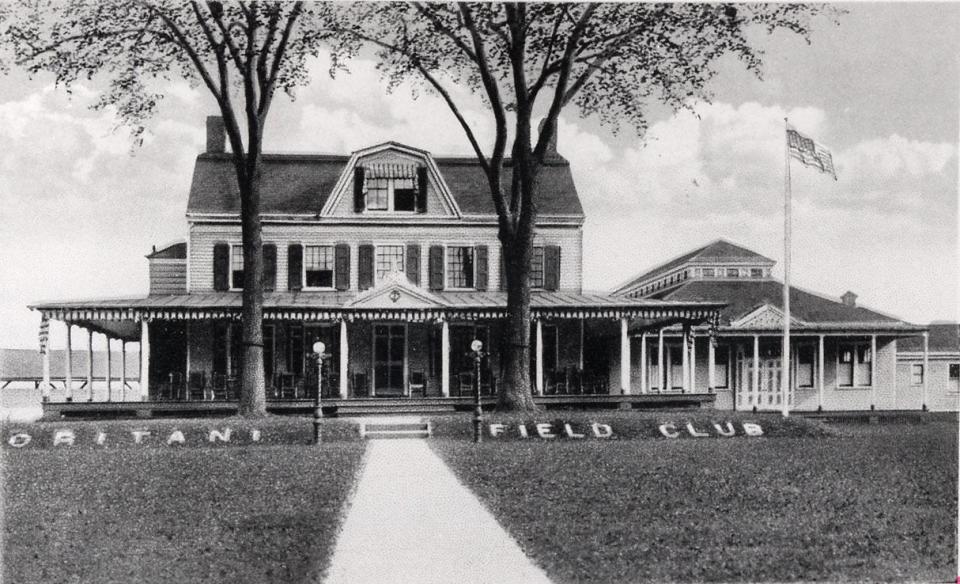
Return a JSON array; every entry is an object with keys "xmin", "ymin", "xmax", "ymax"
[
  {"xmin": 702, "ymin": 268, "xmax": 716, "ymax": 278},
  {"xmin": 354, "ymin": 164, "xmax": 428, "ymax": 213},
  {"xmin": 750, "ymin": 268, "xmax": 764, "ymax": 278},
  {"xmin": 726, "ymin": 268, "xmax": 740, "ymax": 278}
]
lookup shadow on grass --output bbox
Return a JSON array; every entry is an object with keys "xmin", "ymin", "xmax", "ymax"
[{"xmin": 4, "ymin": 443, "xmax": 366, "ymax": 584}]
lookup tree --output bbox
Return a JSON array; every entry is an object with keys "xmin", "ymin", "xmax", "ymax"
[
  {"xmin": 5, "ymin": 0, "xmax": 345, "ymax": 416},
  {"xmin": 340, "ymin": 2, "xmax": 837, "ymax": 411}
]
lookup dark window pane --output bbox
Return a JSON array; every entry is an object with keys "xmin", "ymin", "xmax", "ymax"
[
  {"xmin": 306, "ymin": 270, "xmax": 333, "ymax": 288},
  {"xmin": 232, "ymin": 270, "xmax": 244, "ymax": 289},
  {"xmin": 950, "ymin": 364, "xmax": 959, "ymax": 379},
  {"xmin": 394, "ymin": 188, "xmax": 416, "ymax": 211}
]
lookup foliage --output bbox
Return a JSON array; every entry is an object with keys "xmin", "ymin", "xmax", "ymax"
[
  {"xmin": 339, "ymin": 2, "xmax": 840, "ymax": 409},
  {"xmin": 4, "ymin": 1, "xmax": 348, "ymax": 415},
  {"xmin": 433, "ymin": 421, "xmax": 957, "ymax": 583},
  {"xmin": 4, "ymin": 441, "xmax": 366, "ymax": 583}
]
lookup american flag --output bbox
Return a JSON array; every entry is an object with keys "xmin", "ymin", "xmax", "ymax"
[{"xmin": 787, "ymin": 128, "xmax": 837, "ymax": 180}]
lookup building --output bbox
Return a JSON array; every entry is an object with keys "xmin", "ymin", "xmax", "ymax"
[
  {"xmin": 29, "ymin": 117, "xmax": 719, "ymax": 413},
  {"xmin": 611, "ymin": 239, "xmax": 956, "ymax": 412}
]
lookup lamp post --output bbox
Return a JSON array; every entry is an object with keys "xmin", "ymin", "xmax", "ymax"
[
  {"xmin": 312, "ymin": 341, "xmax": 328, "ymax": 444},
  {"xmin": 471, "ymin": 339, "xmax": 485, "ymax": 443}
]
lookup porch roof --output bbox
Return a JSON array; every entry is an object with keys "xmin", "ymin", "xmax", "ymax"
[{"xmin": 30, "ymin": 290, "xmax": 723, "ymax": 324}]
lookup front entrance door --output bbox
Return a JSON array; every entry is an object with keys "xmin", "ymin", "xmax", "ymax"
[
  {"xmin": 736, "ymin": 342, "xmax": 793, "ymax": 410},
  {"xmin": 373, "ymin": 324, "xmax": 406, "ymax": 396}
]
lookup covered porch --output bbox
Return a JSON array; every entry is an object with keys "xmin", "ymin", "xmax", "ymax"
[{"xmin": 31, "ymin": 277, "xmax": 722, "ymax": 413}]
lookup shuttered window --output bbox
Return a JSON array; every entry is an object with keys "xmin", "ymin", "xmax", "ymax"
[
  {"xmin": 287, "ymin": 244, "xmax": 303, "ymax": 291},
  {"xmin": 406, "ymin": 244, "xmax": 421, "ymax": 286},
  {"xmin": 263, "ymin": 244, "xmax": 277, "ymax": 292},
  {"xmin": 356, "ymin": 164, "xmax": 425, "ymax": 213},
  {"xmin": 358, "ymin": 244, "xmax": 374, "ymax": 290},
  {"xmin": 213, "ymin": 243, "xmax": 229, "ymax": 291},
  {"xmin": 530, "ymin": 247, "xmax": 545, "ymax": 288},
  {"xmin": 375, "ymin": 245, "xmax": 405, "ymax": 281},
  {"xmin": 304, "ymin": 245, "xmax": 335, "ymax": 289},
  {"xmin": 543, "ymin": 245, "xmax": 561, "ymax": 291},
  {"xmin": 335, "ymin": 244, "xmax": 350, "ymax": 291},
  {"xmin": 230, "ymin": 245, "xmax": 244, "ymax": 290},
  {"xmin": 447, "ymin": 246, "xmax": 475, "ymax": 289},
  {"xmin": 428, "ymin": 245, "xmax": 444, "ymax": 291}
]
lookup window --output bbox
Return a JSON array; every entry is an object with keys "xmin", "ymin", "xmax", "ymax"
[
  {"xmin": 305, "ymin": 245, "xmax": 335, "ymax": 288},
  {"xmin": 447, "ymin": 246, "xmax": 475, "ymax": 288},
  {"xmin": 393, "ymin": 177, "xmax": 416, "ymax": 211},
  {"xmin": 363, "ymin": 169, "xmax": 419, "ymax": 212},
  {"xmin": 702, "ymin": 268, "xmax": 715, "ymax": 278},
  {"xmin": 751, "ymin": 268, "xmax": 764, "ymax": 278},
  {"xmin": 839, "ymin": 341, "xmax": 872, "ymax": 387},
  {"xmin": 714, "ymin": 345, "xmax": 729, "ymax": 388},
  {"xmin": 365, "ymin": 177, "xmax": 389, "ymax": 210},
  {"xmin": 530, "ymin": 247, "xmax": 545, "ymax": 288},
  {"xmin": 950, "ymin": 364, "xmax": 960, "ymax": 379},
  {"xmin": 726, "ymin": 268, "xmax": 740, "ymax": 278},
  {"xmin": 796, "ymin": 344, "xmax": 815, "ymax": 387},
  {"xmin": 375, "ymin": 245, "xmax": 405, "ymax": 281},
  {"xmin": 911, "ymin": 364, "xmax": 924, "ymax": 386},
  {"xmin": 230, "ymin": 245, "xmax": 244, "ymax": 289}
]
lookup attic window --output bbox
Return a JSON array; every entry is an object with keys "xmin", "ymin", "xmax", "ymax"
[
  {"xmin": 355, "ymin": 163, "xmax": 426, "ymax": 213},
  {"xmin": 751, "ymin": 268, "xmax": 764, "ymax": 278}
]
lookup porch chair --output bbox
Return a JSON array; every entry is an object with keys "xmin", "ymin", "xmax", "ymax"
[
  {"xmin": 352, "ymin": 372, "xmax": 369, "ymax": 397},
  {"xmin": 278, "ymin": 373, "xmax": 297, "ymax": 399},
  {"xmin": 210, "ymin": 373, "xmax": 228, "ymax": 401},
  {"xmin": 457, "ymin": 371, "xmax": 474, "ymax": 396},
  {"xmin": 479, "ymin": 367, "xmax": 495, "ymax": 396},
  {"xmin": 408, "ymin": 369, "xmax": 427, "ymax": 397},
  {"xmin": 188, "ymin": 372, "xmax": 206, "ymax": 400}
]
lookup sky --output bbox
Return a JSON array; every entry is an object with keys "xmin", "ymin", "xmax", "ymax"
[{"xmin": 1, "ymin": 2, "xmax": 957, "ymax": 350}]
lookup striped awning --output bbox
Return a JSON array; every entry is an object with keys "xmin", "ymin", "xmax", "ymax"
[
  {"xmin": 30, "ymin": 291, "xmax": 723, "ymax": 324},
  {"xmin": 363, "ymin": 163, "xmax": 420, "ymax": 180}
]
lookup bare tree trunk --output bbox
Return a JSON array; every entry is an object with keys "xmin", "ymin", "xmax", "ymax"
[
  {"xmin": 238, "ymin": 163, "xmax": 267, "ymax": 417},
  {"xmin": 498, "ymin": 236, "xmax": 538, "ymax": 412}
]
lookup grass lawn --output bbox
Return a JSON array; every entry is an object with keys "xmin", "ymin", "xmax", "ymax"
[
  {"xmin": 4, "ymin": 423, "xmax": 366, "ymax": 584},
  {"xmin": 433, "ymin": 421, "xmax": 957, "ymax": 583}
]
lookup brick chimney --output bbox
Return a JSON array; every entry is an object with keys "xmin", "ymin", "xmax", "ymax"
[
  {"xmin": 537, "ymin": 118, "xmax": 559, "ymax": 159},
  {"xmin": 841, "ymin": 291, "xmax": 857, "ymax": 307},
  {"xmin": 206, "ymin": 115, "xmax": 225, "ymax": 153}
]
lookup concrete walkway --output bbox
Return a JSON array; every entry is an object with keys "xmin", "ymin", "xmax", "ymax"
[{"xmin": 324, "ymin": 439, "xmax": 552, "ymax": 584}]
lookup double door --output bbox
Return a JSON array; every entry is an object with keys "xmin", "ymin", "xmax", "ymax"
[{"xmin": 373, "ymin": 324, "xmax": 406, "ymax": 396}]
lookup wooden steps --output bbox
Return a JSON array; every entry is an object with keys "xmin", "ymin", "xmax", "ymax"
[{"xmin": 359, "ymin": 420, "xmax": 432, "ymax": 439}]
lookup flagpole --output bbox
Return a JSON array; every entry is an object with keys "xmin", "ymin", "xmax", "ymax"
[{"xmin": 782, "ymin": 118, "xmax": 792, "ymax": 418}]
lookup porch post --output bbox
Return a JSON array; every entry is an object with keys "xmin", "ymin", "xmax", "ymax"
[
  {"xmin": 106, "ymin": 336, "xmax": 112, "ymax": 402},
  {"xmin": 121, "ymin": 341, "xmax": 127, "ymax": 402},
  {"xmin": 639, "ymin": 332, "xmax": 648, "ymax": 394},
  {"xmin": 441, "ymin": 319, "xmax": 450, "ymax": 397},
  {"xmin": 225, "ymin": 322, "xmax": 232, "ymax": 375},
  {"xmin": 922, "ymin": 331, "xmax": 929, "ymax": 411},
  {"xmin": 708, "ymin": 336, "xmax": 716, "ymax": 392},
  {"xmin": 619, "ymin": 317, "xmax": 630, "ymax": 394},
  {"xmin": 184, "ymin": 322, "xmax": 191, "ymax": 401},
  {"xmin": 870, "ymin": 334, "xmax": 877, "ymax": 410},
  {"xmin": 657, "ymin": 327, "xmax": 665, "ymax": 393},
  {"xmin": 65, "ymin": 322, "xmax": 73, "ymax": 402},
  {"xmin": 752, "ymin": 334, "xmax": 760, "ymax": 408},
  {"xmin": 818, "ymin": 334, "xmax": 825, "ymax": 411},
  {"xmin": 86, "ymin": 328, "xmax": 94, "ymax": 401},
  {"xmin": 535, "ymin": 318, "xmax": 544, "ymax": 396},
  {"xmin": 339, "ymin": 319, "xmax": 349, "ymax": 399},
  {"xmin": 681, "ymin": 323, "xmax": 690, "ymax": 393},
  {"xmin": 140, "ymin": 319, "xmax": 150, "ymax": 401},
  {"xmin": 578, "ymin": 318, "xmax": 585, "ymax": 370},
  {"xmin": 690, "ymin": 330, "xmax": 697, "ymax": 393},
  {"xmin": 41, "ymin": 344, "xmax": 51, "ymax": 402}
]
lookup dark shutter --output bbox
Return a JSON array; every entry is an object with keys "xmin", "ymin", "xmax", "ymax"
[
  {"xmin": 416, "ymin": 166, "xmax": 428, "ymax": 213},
  {"xmin": 262, "ymin": 243, "xmax": 277, "ymax": 292},
  {"xmin": 428, "ymin": 245, "xmax": 445, "ymax": 291},
  {"xmin": 544, "ymin": 245, "xmax": 561, "ymax": 291},
  {"xmin": 358, "ymin": 244, "xmax": 374, "ymax": 290},
  {"xmin": 406, "ymin": 244, "xmax": 421, "ymax": 286},
  {"xmin": 213, "ymin": 243, "xmax": 229, "ymax": 291},
  {"xmin": 475, "ymin": 245, "xmax": 489, "ymax": 291},
  {"xmin": 353, "ymin": 166, "xmax": 365, "ymax": 212},
  {"xmin": 335, "ymin": 243, "xmax": 351, "ymax": 291},
  {"xmin": 500, "ymin": 246, "xmax": 508, "ymax": 291},
  {"xmin": 287, "ymin": 244, "xmax": 303, "ymax": 291}
]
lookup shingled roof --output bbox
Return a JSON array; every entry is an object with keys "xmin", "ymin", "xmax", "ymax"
[
  {"xmin": 898, "ymin": 323, "xmax": 960, "ymax": 352},
  {"xmin": 186, "ymin": 152, "xmax": 584, "ymax": 217},
  {"xmin": 658, "ymin": 279, "xmax": 911, "ymax": 327},
  {"xmin": 613, "ymin": 239, "xmax": 775, "ymax": 293}
]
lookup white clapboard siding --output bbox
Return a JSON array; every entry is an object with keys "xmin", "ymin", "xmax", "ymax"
[
  {"xmin": 188, "ymin": 222, "xmax": 582, "ymax": 293},
  {"xmin": 148, "ymin": 259, "xmax": 187, "ymax": 294}
]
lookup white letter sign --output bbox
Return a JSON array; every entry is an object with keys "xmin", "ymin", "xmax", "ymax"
[{"xmin": 742, "ymin": 422, "xmax": 764, "ymax": 437}]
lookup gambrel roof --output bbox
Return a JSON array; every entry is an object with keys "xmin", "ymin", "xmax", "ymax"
[{"xmin": 186, "ymin": 147, "xmax": 584, "ymax": 217}]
